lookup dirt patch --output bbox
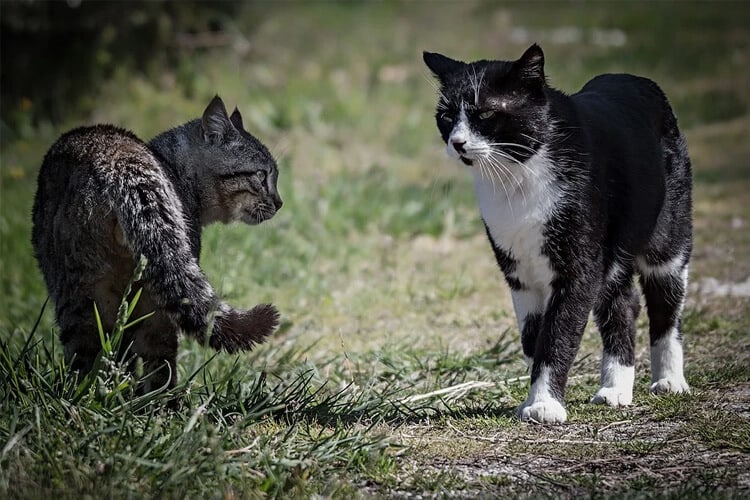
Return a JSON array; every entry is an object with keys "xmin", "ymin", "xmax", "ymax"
[{"xmin": 386, "ymin": 379, "xmax": 750, "ymax": 497}]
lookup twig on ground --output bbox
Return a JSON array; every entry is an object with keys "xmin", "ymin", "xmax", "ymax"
[
  {"xmin": 401, "ymin": 381, "xmax": 495, "ymax": 403},
  {"xmin": 400, "ymin": 375, "xmax": 533, "ymax": 404},
  {"xmin": 597, "ymin": 419, "xmax": 632, "ymax": 433}
]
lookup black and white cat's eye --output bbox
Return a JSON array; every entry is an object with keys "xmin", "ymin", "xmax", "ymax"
[
  {"xmin": 439, "ymin": 112, "xmax": 454, "ymax": 124},
  {"xmin": 255, "ymin": 170, "xmax": 267, "ymax": 184},
  {"xmin": 478, "ymin": 110, "xmax": 496, "ymax": 120}
]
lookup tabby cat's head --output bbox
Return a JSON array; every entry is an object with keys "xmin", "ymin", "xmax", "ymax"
[
  {"xmin": 199, "ymin": 95, "xmax": 282, "ymax": 226},
  {"xmin": 423, "ymin": 44, "xmax": 550, "ymax": 170}
]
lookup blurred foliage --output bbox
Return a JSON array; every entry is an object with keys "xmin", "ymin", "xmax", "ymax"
[{"xmin": 0, "ymin": 0, "xmax": 242, "ymax": 143}]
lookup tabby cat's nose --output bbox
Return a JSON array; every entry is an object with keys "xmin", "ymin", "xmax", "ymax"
[
  {"xmin": 273, "ymin": 196, "xmax": 283, "ymax": 211},
  {"xmin": 452, "ymin": 140, "xmax": 466, "ymax": 154}
]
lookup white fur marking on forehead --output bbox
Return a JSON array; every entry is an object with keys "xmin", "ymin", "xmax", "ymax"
[
  {"xmin": 468, "ymin": 66, "xmax": 486, "ymax": 107},
  {"xmin": 453, "ymin": 101, "xmax": 467, "ymax": 133},
  {"xmin": 447, "ymin": 104, "xmax": 471, "ymax": 156}
]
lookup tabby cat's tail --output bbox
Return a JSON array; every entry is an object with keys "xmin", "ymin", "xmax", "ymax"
[{"xmin": 97, "ymin": 151, "xmax": 278, "ymax": 351}]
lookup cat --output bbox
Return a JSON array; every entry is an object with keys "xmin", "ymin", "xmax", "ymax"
[
  {"xmin": 32, "ymin": 95, "xmax": 282, "ymax": 392},
  {"xmin": 424, "ymin": 44, "xmax": 692, "ymax": 423}
]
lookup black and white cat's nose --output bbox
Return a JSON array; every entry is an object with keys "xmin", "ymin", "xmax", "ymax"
[
  {"xmin": 272, "ymin": 195, "xmax": 283, "ymax": 211},
  {"xmin": 451, "ymin": 140, "xmax": 467, "ymax": 154}
]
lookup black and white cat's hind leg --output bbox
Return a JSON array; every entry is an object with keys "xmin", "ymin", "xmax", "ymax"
[
  {"xmin": 591, "ymin": 253, "xmax": 691, "ymax": 406},
  {"xmin": 639, "ymin": 255, "xmax": 691, "ymax": 394},
  {"xmin": 591, "ymin": 266, "xmax": 640, "ymax": 406},
  {"xmin": 638, "ymin": 126, "xmax": 692, "ymax": 395}
]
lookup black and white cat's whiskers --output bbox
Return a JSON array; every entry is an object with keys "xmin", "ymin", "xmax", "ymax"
[
  {"xmin": 486, "ymin": 142, "xmax": 541, "ymax": 193},
  {"xmin": 440, "ymin": 105, "xmax": 537, "ymax": 213},
  {"xmin": 475, "ymin": 151, "xmax": 515, "ymax": 207},
  {"xmin": 480, "ymin": 149, "xmax": 526, "ymax": 211},
  {"xmin": 423, "ymin": 70, "xmax": 451, "ymax": 115}
]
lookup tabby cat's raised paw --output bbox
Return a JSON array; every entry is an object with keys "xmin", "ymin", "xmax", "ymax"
[{"xmin": 209, "ymin": 303, "xmax": 280, "ymax": 353}]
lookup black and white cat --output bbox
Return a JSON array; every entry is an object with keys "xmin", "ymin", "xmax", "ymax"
[{"xmin": 424, "ymin": 44, "xmax": 692, "ymax": 423}]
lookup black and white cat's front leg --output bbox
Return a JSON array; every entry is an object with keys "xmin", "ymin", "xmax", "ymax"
[
  {"xmin": 510, "ymin": 288, "xmax": 545, "ymax": 368},
  {"xmin": 517, "ymin": 278, "xmax": 597, "ymax": 424}
]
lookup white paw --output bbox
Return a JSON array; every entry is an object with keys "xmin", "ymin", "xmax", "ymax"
[
  {"xmin": 590, "ymin": 387, "xmax": 633, "ymax": 406},
  {"xmin": 650, "ymin": 376, "xmax": 690, "ymax": 394},
  {"xmin": 517, "ymin": 398, "xmax": 568, "ymax": 424}
]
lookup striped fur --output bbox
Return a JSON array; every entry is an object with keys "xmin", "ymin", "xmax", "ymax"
[{"xmin": 32, "ymin": 96, "xmax": 281, "ymax": 391}]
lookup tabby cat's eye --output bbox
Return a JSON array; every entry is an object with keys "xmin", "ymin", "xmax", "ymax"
[
  {"xmin": 478, "ymin": 110, "xmax": 496, "ymax": 120},
  {"xmin": 440, "ymin": 112, "xmax": 454, "ymax": 123},
  {"xmin": 256, "ymin": 170, "xmax": 267, "ymax": 184}
]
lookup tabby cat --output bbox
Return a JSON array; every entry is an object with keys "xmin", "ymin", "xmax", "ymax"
[
  {"xmin": 424, "ymin": 44, "xmax": 692, "ymax": 423},
  {"xmin": 32, "ymin": 95, "xmax": 282, "ymax": 392}
]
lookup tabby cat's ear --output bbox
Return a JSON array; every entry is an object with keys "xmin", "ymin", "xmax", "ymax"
[
  {"xmin": 202, "ymin": 95, "xmax": 237, "ymax": 144},
  {"xmin": 514, "ymin": 44, "xmax": 545, "ymax": 84},
  {"xmin": 423, "ymin": 51, "xmax": 464, "ymax": 79},
  {"xmin": 229, "ymin": 107, "xmax": 244, "ymax": 131}
]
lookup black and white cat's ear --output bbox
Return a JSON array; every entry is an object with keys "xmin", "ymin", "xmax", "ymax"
[
  {"xmin": 202, "ymin": 95, "xmax": 237, "ymax": 144},
  {"xmin": 229, "ymin": 107, "xmax": 244, "ymax": 131},
  {"xmin": 514, "ymin": 44, "xmax": 545, "ymax": 83},
  {"xmin": 423, "ymin": 51, "xmax": 464, "ymax": 79}
]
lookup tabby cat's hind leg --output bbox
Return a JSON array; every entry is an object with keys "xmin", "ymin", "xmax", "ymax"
[
  {"xmin": 62, "ymin": 327, "xmax": 99, "ymax": 377},
  {"xmin": 591, "ymin": 275, "xmax": 640, "ymax": 406},
  {"xmin": 58, "ymin": 299, "xmax": 101, "ymax": 377},
  {"xmin": 131, "ymin": 312, "xmax": 179, "ymax": 394},
  {"xmin": 638, "ymin": 255, "xmax": 690, "ymax": 394}
]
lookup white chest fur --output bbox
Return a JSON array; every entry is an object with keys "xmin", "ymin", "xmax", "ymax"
[{"xmin": 472, "ymin": 151, "xmax": 559, "ymax": 291}]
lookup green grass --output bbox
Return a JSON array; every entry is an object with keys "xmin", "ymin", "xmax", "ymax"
[{"xmin": 2, "ymin": 1, "xmax": 750, "ymax": 498}]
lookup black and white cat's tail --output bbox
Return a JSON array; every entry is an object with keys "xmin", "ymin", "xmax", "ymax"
[{"xmin": 96, "ymin": 150, "xmax": 278, "ymax": 352}]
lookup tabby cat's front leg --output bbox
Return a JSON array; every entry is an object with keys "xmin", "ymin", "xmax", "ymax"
[{"xmin": 517, "ymin": 280, "xmax": 597, "ymax": 424}]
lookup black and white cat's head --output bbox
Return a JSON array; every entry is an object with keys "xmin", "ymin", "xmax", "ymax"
[
  {"xmin": 199, "ymin": 95, "xmax": 282, "ymax": 226},
  {"xmin": 423, "ymin": 44, "xmax": 550, "ymax": 170}
]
